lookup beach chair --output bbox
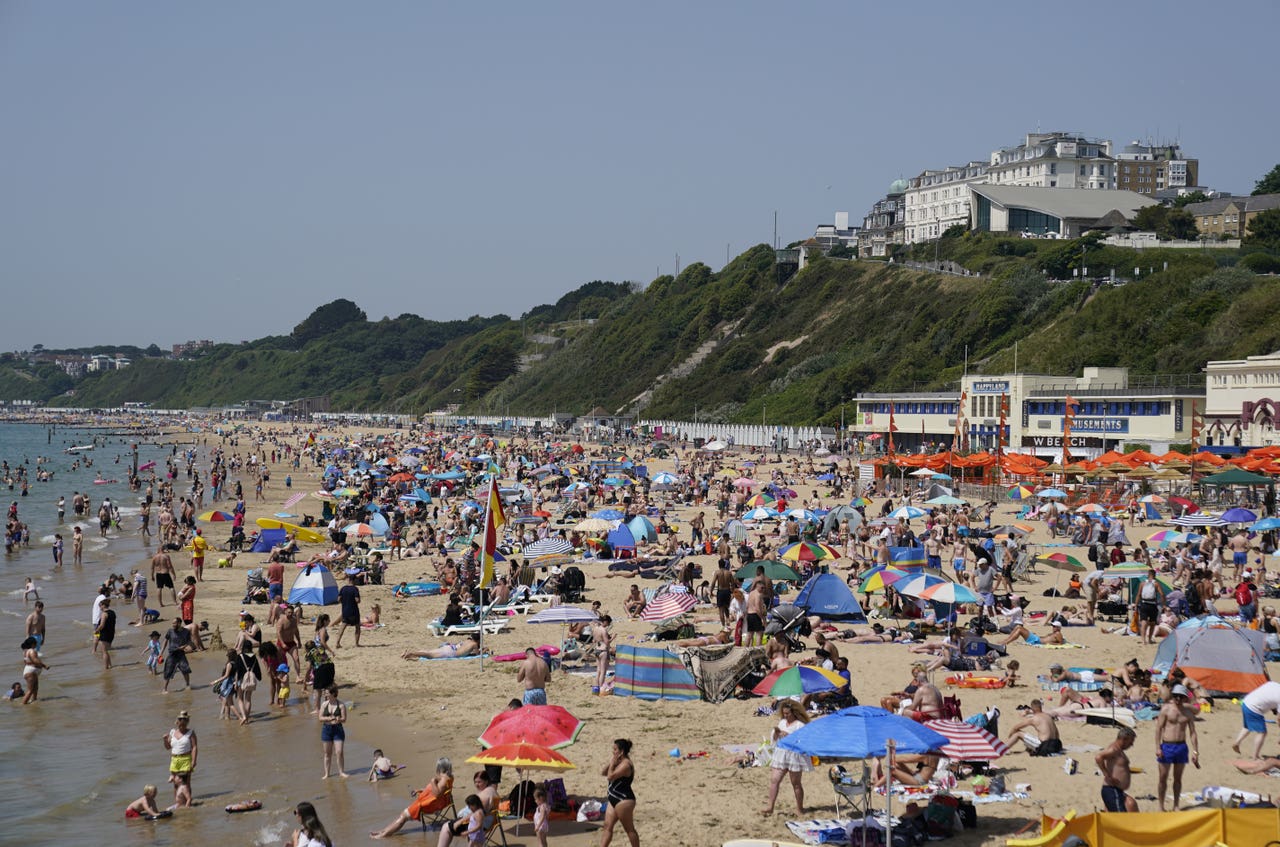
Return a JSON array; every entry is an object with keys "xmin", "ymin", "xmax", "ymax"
[
  {"xmin": 941, "ymin": 694, "xmax": 963, "ymax": 720},
  {"xmin": 428, "ymin": 619, "xmax": 511, "ymax": 637},
  {"xmin": 415, "ymin": 790, "xmax": 457, "ymax": 831},
  {"xmin": 828, "ymin": 764, "xmax": 872, "ymax": 818},
  {"xmin": 482, "ymin": 815, "xmax": 509, "ymax": 847}
]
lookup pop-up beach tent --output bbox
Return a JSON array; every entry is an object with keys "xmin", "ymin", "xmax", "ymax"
[
  {"xmin": 288, "ymin": 563, "xmax": 339, "ymax": 605},
  {"xmin": 606, "ymin": 524, "xmax": 636, "ymax": 557},
  {"xmin": 251, "ymin": 528, "xmax": 287, "ymax": 553},
  {"xmin": 1153, "ymin": 623, "xmax": 1268, "ymax": 695},
  {"xmin": 794, "ymin": 573, "xmax": 867, "ymax": 623},
  {"xmin": 612, "ymin": 645, "xmax": 698, "ymax": 701}
]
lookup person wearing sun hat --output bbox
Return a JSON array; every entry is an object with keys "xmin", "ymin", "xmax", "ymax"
[{"xmin": 1154, "ymin": 683, "xmax": 1199, "ymax": 811}]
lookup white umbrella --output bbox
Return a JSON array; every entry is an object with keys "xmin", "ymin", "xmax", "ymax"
[{"xmin": 527, "ymin": 607, "xmax": 598, "ymax": 625}]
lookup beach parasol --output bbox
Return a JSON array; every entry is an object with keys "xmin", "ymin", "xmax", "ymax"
[
  {"xmin": 522, "ymin": 538, "xmax": 574, "ymax": 557},
  {"xmin": 858, "ymin": 565, "xmax": 908, "ymax": 594},
  {"xmin": 1007, "ymin": 485, "xmax": 1036, "ymax": 501},
  {"xmin": 1252, "ymin": 517, "xmax": 1280, "ymax": 532},
  {"xmin": 742, "ymin": 507, "xmax": 781, "ymax": 521},
  {"xmin": 1147, "ymin": 530, "xmax": 1196, "ymax": 545},
  {"xmin": 922, "ymin": 719, "xmax": 1009, "ymax": 762},
  {"xmin": 198, "ymin": 510, "xmax": 235, "ymax": 522},
  {"xmin": 478, "ymin": 705, "xmax": 584, "ymax": 750},
  {"xmin": 925, "ymin": 495, "xmax": 967, "ymax": 506},
  {"xmin": 886, "ymin": 506, "xmax": 926, "ymax": 520},
  {"xmin": 777, "ymin": 705, "xmax": 948, "ymax": 759},
  {"xmin": 894, "ymin": 573, "xmax": 947, "ymax": 598},
  {"xmin": 1076, "ymin": 504, "xmax": 1107, "ymax": 514},
  {"xmin": 1171, "ymin": 514, "xmax": 1228, "ymax": 528},
  {"xmin": 574, "ymin": 518, "xmax": 614, "ymax": 533},
  {"xmin": 1035, "ymin": 552, "xmax": 1087, "ymax": 572},
  {"xmin": 467, "ymin": 742, "xmax": 575, "ymax": 771},
  {"xmin": 733, "ymin": 477, "xmax": 758, "ymax": 489},
  {"xmin": 745, "ymin": 493, "xmax": 777, "ymax": 509},
  {"xmin": 342, "ymin": 522, "xmax": 375, "ymax": 537},
  {"xmin": 591, "ymin": 509, "xmax": 626, "ymax": 521},
  {"xmin": 1038, "ymin": 488, "xmax": 1067, "ymax": 499},
  {"xmin": 752, "ymin": 665, "xmax": 847, "ymax": 697},
  {"xmin": 850, "ymin": 497, "xmax": 872, "ymax": 508},
  {"xmin": 1221, "ymin": 507, "xmax": 1258, "ymax": 524},
  {"xmin": 919, "ymin": 582, "xmax": 978, "ymax": 605},
  {"xmin": 527, "ymin": 607, "xmax": 598, "ymax": 625},
  {"xmin": 640, "ymin": 592, "xmax": 699, "ymax": 622},
  {"xmin": 779, "ymin": 541, "xmax": 840, "ymax": 562},
  {"xmin": 735, "ymin": 561, "xmax": 803, "ymax": 582},
  {"xmin": 1138, "ymin": 494, "xmax": 1164, "ymax": 504}
]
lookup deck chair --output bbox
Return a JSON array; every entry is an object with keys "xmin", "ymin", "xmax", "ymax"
[
  {"xmin": 414, "ymin": 789, "xmax": 457, "ymax": 831},
  {"xmin": 482, "ymin": 815, "xmax": 509, "ymax": 847},
  {"xmin": 941, "ymin": 694, "xmax": 963, "ymax": 720}
]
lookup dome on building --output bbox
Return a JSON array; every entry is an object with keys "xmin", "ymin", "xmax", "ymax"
[{"xmin": 889, "ymin": 178, "xmax": 909, "ymax": 194}]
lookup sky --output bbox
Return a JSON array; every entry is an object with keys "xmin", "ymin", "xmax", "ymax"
[{"xmin": 3, "ymin": 1, "xmax": 1278, "ymax": 351}]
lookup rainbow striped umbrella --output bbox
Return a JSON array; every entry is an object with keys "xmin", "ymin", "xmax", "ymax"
[
  {"xmin": 1007, "ymin": 485, "xmax": 1036, "ymax": 500},
  {"xmin": 752, "ymin": 665, "xmax": 847, "ymax": 697},
  {"xmin": 858, "ymin": 565, "xmax": 909, "ymax": 594},
  {"xmin": 745, "ymin": 493, "xmax": 777, "ymax": 509},
  {"xmin": 1035, "ymin": 552, "xmax": 1087, "ymax": 572},
  {"xmin": 851, "ymin": 497, "xmax": 872, "ymax": 508},
  {"xmin": 779, "ymin": 541, "xmax": 841, "ymax": 562}
]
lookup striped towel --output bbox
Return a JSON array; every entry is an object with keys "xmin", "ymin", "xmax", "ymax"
[{"xmin": 786, "ymin": 818, "xmax": 851, "ymax": 845}]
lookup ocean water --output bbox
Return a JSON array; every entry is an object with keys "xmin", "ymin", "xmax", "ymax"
[{"xmin": 0, "ymin": 422, "xmax": 410, "ymax": 846}]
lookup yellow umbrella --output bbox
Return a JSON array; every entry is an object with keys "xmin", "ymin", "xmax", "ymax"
[{"xmin": 467, "ymin": 742, "xmax": 576, "ymax": 771}]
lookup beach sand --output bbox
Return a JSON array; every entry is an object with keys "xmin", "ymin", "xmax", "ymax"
[{"xmin": 178, "ymin": 427, "xmax": 1279, "ymax": 847}]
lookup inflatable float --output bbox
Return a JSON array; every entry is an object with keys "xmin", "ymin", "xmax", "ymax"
[
  {"xmin": 394, "ymin": 582, "xmax": 442, "ymax": 597},
  {"xmin": 225, "ymin": 799, "xmax": 262, "ymax": 814},
  {"xmin": 491, "ymin": 645, "xmax": 561, "ymax": 663},
  {"xmin": 93, "ymin": 479, "xmax": 118, "ymax": 485},
  {"xmin": 945, "ymin": 673, "xmax": 1007, "ymax": 689},
  {"xmin": 139, "ymin": 461, "xmax": 156, "ymax": 471}
]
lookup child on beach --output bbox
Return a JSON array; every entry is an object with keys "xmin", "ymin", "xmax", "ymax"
[
  {"xmin": 533, "ymin": 787, "xmax": 551, "ymax": 847},
  {"xmin": 142, "ymin": 631, "xmax": 162, "ymax": 674},
  {"xmin": 5, "ymin": 682, "xmax": 24, "ymax": 700},
  {"xmin": 125, "ymin": 785, "xmax": 161, "ymax": 819},
  {"xmin": 23, "ymin": 577, "xmax": 39, "ymax": 604},
  {"xmin": 366, "ymin": 749, "xmax": 400, "ymax": 781},
  {"xmin": 462, "ymin": 794, "xmax": 485, "ymax": 845},
  {"xmin": 273, "ymin": 662, "xmax": 290, "ymax": 706},
  {"xmin": 210, "ymin": 649, "xmax": 239, "ymax": 720}
]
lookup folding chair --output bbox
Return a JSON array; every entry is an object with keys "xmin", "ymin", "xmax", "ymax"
[
  {"xmin": 415, "ymin": 791, "xmax": 457, "ymax": 831},
  {"xmin": 941, "ymin": 694, "xmax": 963, "ymax": 720},
  {"xmin": 829, "ymin": 763, "xmax": 872, "ymax": 817},
  {"xmin": 483, "ymin": 815, "xmax": 509, "ymax": 847}
]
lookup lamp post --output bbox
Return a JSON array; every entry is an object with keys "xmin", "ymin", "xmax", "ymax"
[{"xmin": 840, "ymin": 398, "xmax": 846, "ymax": 455}]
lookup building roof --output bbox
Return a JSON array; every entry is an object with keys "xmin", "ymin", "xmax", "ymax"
[
  {"xmin": 1185, "ymin": 193, "xmax": 1280, "ymax": 217},
  {"xmin": 968, "ymin": 184, "xmax": 1157, "ymax": 220}
]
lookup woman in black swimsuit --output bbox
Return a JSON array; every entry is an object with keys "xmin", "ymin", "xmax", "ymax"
[{"xmin": 601, "ymin": 738, "xmax": 639, "ymax": 847}]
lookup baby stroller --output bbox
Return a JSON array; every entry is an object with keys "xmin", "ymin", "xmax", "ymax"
[
  {"xmin": 243, "ymin": 569, "xmax": 270, "ymax": 604},
  {"xmin": 559, "ymin": 566, "xmax": 586, "ymax": 603},
  {"xmin": 765, "ymin": 603, "xmax": 811, "ymax": 653}
]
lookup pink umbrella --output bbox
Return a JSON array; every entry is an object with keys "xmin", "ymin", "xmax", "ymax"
[
  {"xmin": 733, "ymin": 477, "xmax": 758, "ymax": 489},
  {"xmin": 640, "ymin": 591, "xmax": 698, "ymax": 622},
  {"xmin": 923, "ymin": 719, "xmax": 1009, "ymax": 761}
]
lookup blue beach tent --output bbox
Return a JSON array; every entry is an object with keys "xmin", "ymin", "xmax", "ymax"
[
  {"xmin": 794, "ymin": 573, "xmax": 867, "ymax": 623},
  {"xmin": 288, "ymin": 563, "xmax": 339, "ymax": 605},
  {"xmin": 251, "ymin": 528, "xmax": 287, "ymax": 553}
]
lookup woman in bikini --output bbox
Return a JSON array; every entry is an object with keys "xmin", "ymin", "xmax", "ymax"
[
  {"xmin": 21, "ymin": 636, "xmax": 49, "ymax": 704},
  {"xmin": 401, "ymin": 633, "xmax": 481, "ymax": 660}
]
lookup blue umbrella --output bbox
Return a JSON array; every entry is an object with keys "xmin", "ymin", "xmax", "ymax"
[
  {"xmin": 273, "ymin": 512, "xmax": 297, "ymax": 519},
  {"xmin": 1252, "ymin": 517, "xmax": 1280, "ymax": 532},
  {"xmin": 1222, "ymin": 507, "xmax": 1258, "ymax": 524},
  {"xmin": 815, "ymin": 473, "xmax": 835, "ymax": 482},
  {"xmin": 1038, "ymin": 488, "xmax": 1067, "ymax": 499},
  {"xmin": 592, "ymin": 509, "xmax": 626, "ymax": 521},
  {"xmin": 778, "ymin": 706, "xmax": 948, "ymax": 759}
]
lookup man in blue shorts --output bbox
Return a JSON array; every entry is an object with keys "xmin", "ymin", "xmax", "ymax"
[
  {"xmin": 1096, "ymin": 727, "xmax": 1138, "ymax": 812},
  {"xmin": 1154, "ymin": 684, "xmax": 1199, "ymax": 811}
]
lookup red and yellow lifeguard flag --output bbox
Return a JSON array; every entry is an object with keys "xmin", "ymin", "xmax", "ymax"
[{"xmin": 478, "ymin": 476, "xmax": 507, "ymax": 589}]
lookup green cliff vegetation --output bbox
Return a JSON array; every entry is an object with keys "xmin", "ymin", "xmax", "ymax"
[{"xmin": 27, "ymin": 236, "xmax": 1280, "ymax": 423}]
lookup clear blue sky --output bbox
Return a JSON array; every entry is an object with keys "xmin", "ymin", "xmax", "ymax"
[{"xmin": 3, "ymin": 1, "xmax": 1277, "ymax": 351}]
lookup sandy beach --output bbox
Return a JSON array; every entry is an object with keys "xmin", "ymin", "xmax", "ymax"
[{"xmin": 85, "ymin": 422, "xmax": 1280, "ymax": 847}]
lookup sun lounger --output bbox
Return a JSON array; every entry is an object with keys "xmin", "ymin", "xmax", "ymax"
[{"xmin": 428, "ymin": 619, "xmax": 511, "ymax": 637}]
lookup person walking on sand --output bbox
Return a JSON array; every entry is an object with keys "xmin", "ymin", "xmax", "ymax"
[
  {"xmin": 762, "ymin": 700, "xmax": 811, "ymax": 817},
  {"xmin": 333, "ymin": 574, "xmax": 361, "ymax": 649},
  {"xmin": 600, "ymin": 738, "xmax": 639, "ymax": 847},
  {"xmin": 1097, "ymin": 727, "xmax": 1138, "ymax": 812},
  {"xmin": 1232, "ymin": 679, "xmax": 1280, "ymax": 760},
  {"xmin": 190, "ymin": 528, "xmax": 208, "ymax": 582},
  {"xmin": 163, "ymin": 710, "xmax": 197, "ymax": 808},
  {"xmin": 593, "ymin": 615, "xmax": 614, "ymax": 695},
  {"xmin": 1155, "ymin": 684, "xmax": 1199, "ymax": 811},
  {"xmin": 518, "ymin": 647, "xmax": 550, "ymax": 705}
]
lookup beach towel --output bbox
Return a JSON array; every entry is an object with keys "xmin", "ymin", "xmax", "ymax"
[
  {"xmin": 417, "ymin": 653, "xmax": 488, "ymax": 662},
  {"xmin": 785, "ymin": 818, "xmax": 851, "ymax": 845}
]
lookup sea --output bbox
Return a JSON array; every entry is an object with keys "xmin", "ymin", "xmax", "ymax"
[{"xmin": 0, "ymin": 422, "xmax": 414, "ymax": 846}]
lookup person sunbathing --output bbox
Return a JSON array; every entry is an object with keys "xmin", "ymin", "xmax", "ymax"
[
  {"xmin": 873, "ymin": 753, "xmax": 940, "ymax": 788},
  {"xmin": 402, "ymin": 634, "xmax": 481, "ymax": 660},
  {"xmin": 1047, "ymin": 687, "xmax": 1115, "ymax": 717},
  {"xmin": 624, "ymin": 585, "xmax": 645, "ymax": 618},
  {"xmin": 1233, "ymin": 756, "xmax": 1280, "ymax": 774},
  {"xmin": 673, "ymin": 629, "xmax": 732, "ymax": 648}
]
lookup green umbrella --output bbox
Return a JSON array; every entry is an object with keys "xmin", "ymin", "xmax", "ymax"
[{"xmin": 735, "ymin": 561, "xmax": 803, "ymax": 582}]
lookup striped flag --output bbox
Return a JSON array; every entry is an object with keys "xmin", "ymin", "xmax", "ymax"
[{"xmin": 478, "ymin": 476, "xmax": 507, "ymax": 589}]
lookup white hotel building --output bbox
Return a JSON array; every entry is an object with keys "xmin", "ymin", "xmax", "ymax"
[
  {"xmin": 900, "ymin": 132, "xmax": 1117, "ymax": 246},
  {"xmin": 1204, "ymin": 351, "xmax": 1280, "ymax": 448},
  {"xmin": 853, "ymin": 367, "xmax": 1202, "ymax": 457}
]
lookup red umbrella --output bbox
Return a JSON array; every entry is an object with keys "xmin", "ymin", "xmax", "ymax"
[
  {"xmin": 387, "ymin": 472, "xmax": 415, "ymax": 483},
  {"xmin": 1169, "ymin": 496, "xmax": 1200, "ymax": 514},
  {"xmin": 640, "ymin": 591, "xmax": 698, "ymax": 622},
  {"xmin": 923, "ymin": 719, "xmax": 1009, "ymax": 761},
  {"xmin": 479, "ymin": 704, "xmax": 584, "ymax": 750}
]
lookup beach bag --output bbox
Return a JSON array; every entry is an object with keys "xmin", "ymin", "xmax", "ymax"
[
  {"xmin": 215, "ymin": 675, "xmax": 236, "ymax": 698},
  {"xmin": 924, "ymin": 794, "xmax": 960, "ymax": 837}
]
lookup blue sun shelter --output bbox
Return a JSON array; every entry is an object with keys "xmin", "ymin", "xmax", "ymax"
[
  {"xmin": 794, "ymin": 573, "xmax": 867, "ymax": 623},
  {"xmin": 288, "ymin": 563, "xmax": 339, "ymax": 605}
]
